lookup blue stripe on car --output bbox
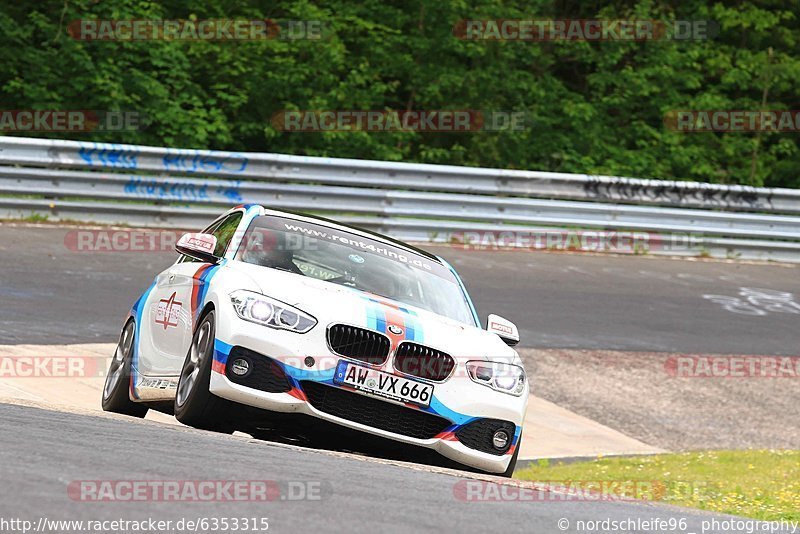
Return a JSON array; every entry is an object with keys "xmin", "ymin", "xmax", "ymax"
[{"xmin": 129, "ymin": 280, "xmax": 156, "ymax": 399}]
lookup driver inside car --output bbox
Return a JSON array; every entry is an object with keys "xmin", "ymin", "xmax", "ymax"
[{"xmin": 240, "ymin": 228, "xmax": 304, "ymax": 275}]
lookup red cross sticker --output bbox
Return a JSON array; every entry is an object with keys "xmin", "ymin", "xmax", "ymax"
[{"xmin": 155, "ymin": 291, "xmax": 182, "ymax": 330}]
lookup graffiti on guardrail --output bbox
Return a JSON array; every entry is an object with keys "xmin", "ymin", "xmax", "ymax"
[
  {"xmin": 703, "ymin": 287, "xmax": 800, "ymax": 316},
  {"xmin": 162, "ymin": 148, "xmax": 248, "ymax": 173},
  {"xmin": 1, "ymin": 136, "xmax": 797, "ymax": 262},
  {"xmin": 124, "ymin": 177, "xmax": 242, "ymax": 203},
  {"xmin": 582, "ymin": 177, "xmax": 772, "ymax": 210},
  {"xmin": 78, "ymin": 142, "xmax": 139, "ymax": 169}
]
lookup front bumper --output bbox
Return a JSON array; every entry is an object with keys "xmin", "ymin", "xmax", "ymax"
[{"xmin": 209, "ymin": 321, "xmax": 527, "ymax": 474}]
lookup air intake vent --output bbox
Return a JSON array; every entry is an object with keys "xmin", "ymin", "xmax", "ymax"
[
  {"xmin": 301, "ymin": 381, "xmax": 451, "ymax": 439},
  {"xmin": 327, "ymin": 324, "xmax": 391, "ymax": 365},
  {"xmin": 455, "ymin": 419, "xmax": 516, "ymax": 455},
  {"xmin": 224, "ymin": 347, "xmax": 292, "ymax": 393},
  {"xmin": 394, "ymin": 343, "xmax": 455, "ymax": 381}
]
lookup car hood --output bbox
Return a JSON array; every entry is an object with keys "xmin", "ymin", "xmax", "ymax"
[{"xmin": 228, "ymin": 261, "xmax": 517, "ymax": 362}]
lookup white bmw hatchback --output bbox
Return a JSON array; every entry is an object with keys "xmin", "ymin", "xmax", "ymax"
[{"xmin": 102, "ymin": 205, "xmax": 528, "ymax": 475}]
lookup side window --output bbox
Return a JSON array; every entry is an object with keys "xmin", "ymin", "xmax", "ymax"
[
  {"xmin": 211, "ymin": 212, "xmax": 243, "ymax": 257},
  {"xmin": 177, "ymin": 212, "xmax": 243, "ymax": 263}
]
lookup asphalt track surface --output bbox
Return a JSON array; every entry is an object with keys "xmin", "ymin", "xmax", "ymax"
[
  {"xmin": 1, "ymin": 224, "xmax": 799, "ymax": 354},
  {"xmin": 0, "ymin": 402, "xmax": 768, "ymax": 534},
  {"xmin": 1, "ymin": 223, "xmax": 798, "ymax": 533}
]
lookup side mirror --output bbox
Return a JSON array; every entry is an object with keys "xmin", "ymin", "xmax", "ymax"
[
  {"xmin": 487, "ymin": 314, "xmax": 519, "ymax": 346},
  {"xmin": 176, "ymin": 233, "xmax": 218, "ymax": 263}
]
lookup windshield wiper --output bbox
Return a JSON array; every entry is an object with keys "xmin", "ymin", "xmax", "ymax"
[{"xmin": 270, "ymin": 266, "xmax": 301, "ymax": 274}]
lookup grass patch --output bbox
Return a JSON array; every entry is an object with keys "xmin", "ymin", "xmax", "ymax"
[
  {"xmin": 19, "ymin": 213, "xmax": 50, "ymax": 223},
  {"xmin": 516, "ymin": 450, "xmax": 800, "ymax": 521}
]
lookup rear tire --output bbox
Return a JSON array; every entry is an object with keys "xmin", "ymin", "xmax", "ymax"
[
  {"xmin": 174, "ymin": 310, "xmax": 233, "ymax": 433},
  {"xmin": 101, "ymin": 320, "xmax": 149, "ymax": 418}
]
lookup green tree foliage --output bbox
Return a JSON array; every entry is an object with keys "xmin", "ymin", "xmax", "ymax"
[{"xmin": 0, "ymin": 0, "xmax": 797, "ymax": 187}]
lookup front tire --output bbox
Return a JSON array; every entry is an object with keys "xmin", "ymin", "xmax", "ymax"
[
  {"xmin": 174, "ymin": 310, "xmax": 232, "ymax": 432},
  {"xmin": 501, "ymin": 438, "xmax": 522, "ymax": 478},
  {"xmin": 101, "ymin": 320, "xmax": 149, "ymax": 418}
]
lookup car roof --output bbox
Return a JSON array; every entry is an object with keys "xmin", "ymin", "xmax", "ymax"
[{"xmin": 248, "ymin": 205, "xmax": 443, "ymax": 264}]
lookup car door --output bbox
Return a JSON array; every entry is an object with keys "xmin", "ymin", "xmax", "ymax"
[
  {"xmin": 155, "ymin": 211, "xmax": 244, "ymax": 375},
  {"xmin": 135, "ymin": 263, "xmax": 178, "ymax": 378}
]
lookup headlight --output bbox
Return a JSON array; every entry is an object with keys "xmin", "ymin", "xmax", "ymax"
[
  {"xmin": 466, "ymin": 361, "xmax": 526, "ymax": 396},
  {"xmin": 229, "ymin": 290, "xmax": 316, "ymax": 333}
]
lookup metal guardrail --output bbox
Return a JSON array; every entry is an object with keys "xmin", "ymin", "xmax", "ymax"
[{"xmin": 1, "ymin": 136, "xmax": 799, "ymax": 262}]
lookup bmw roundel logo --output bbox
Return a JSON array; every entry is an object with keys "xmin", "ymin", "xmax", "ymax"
[{"xmin": 388, "ymin": 325, "xmax": 403, "ymax": 335}]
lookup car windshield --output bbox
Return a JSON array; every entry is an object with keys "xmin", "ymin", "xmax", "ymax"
[{"xmin": 235, "ymin": 215, "xmax": 476, "ymax": 326}]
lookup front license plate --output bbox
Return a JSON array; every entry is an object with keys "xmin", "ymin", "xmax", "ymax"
[{"xmin": 334, "ymin": 360, "xmax": 433, "ymax": 407}]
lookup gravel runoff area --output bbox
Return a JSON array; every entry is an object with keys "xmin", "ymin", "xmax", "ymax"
[{"xmin": 518, "ymin": 348, "xmax": 800, "ymax": 452}]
